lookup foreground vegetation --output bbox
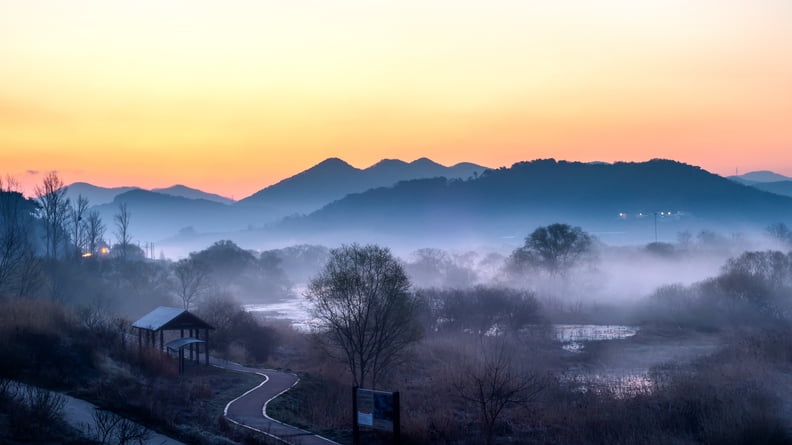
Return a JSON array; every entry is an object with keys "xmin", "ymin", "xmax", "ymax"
[
  {"xmin": 0, "ymin": 296, "xmax": 282, "ymax": 445},
  {"xmin": 264, "ymin": 240, "xmax": 792, "ymax": 444},
  {"xmin": 5, "ymin": 178, "xmax": 792, "ymax": 443}
]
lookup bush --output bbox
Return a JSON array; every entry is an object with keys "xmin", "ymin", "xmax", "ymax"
[
  {"xmin": 0, "ymin": 296, "xmax": 96, "ymax": 386},
  {"xmin": 196, "ymin": 295, "xmax": 278, "ymax": 363},
  {"xmin": 420, "ymin": 286, "xmax": 542, "ymax": 335},
  {"xmin": 3, "ymin": 385, "xmax": 67, "ymax": 441}
]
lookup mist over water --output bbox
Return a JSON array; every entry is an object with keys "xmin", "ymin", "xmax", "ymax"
[{"xmin": 5, "ymin": 160, "xmax": 792, "ymax": 444}]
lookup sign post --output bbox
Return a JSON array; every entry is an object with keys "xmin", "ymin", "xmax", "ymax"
[
  {"xmin": 353, "ymin": 387, "xmax": 401, "ymax": 444},
  {"xmin": 352, "ymin": 386, "xmax": 361, "ymax": 445}
]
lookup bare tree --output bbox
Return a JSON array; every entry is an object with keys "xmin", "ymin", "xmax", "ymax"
[
  {"xmin": 306, "ymin": 244, "xmax": 423, "ymax": 388},
  {"xmin": 69, "ymin": 194, "xmax": 89, "ymax": 258},
  {"xmin": 14, "ymin": 386, "xmax": 67, "ymax": 437},
  {"xmin": 85, "ymin": 210, "xmax": 106, "ymax": 255},
  {"xmin": 76, "ymin": 293, "xmax": 115, "ymax": 331},
  {"xmin": 14, "ymin": 249, "xmax": 42, "ymax": 297},
  {"xmin": 35, "ymin": 172, "xmax": 70, "ymax": 258},
  {"xmin": 453, "ymin": 340, "xmax": 544, "ymax": 445},
  {"xmin": 114, "ymin": 203, "xmax": 132, "ymax": 260},
  {"xmin": 92, "ymin": 408, "xmax": 149, "ymax": 445},
  {"xmin": 0, "ymin": 176, "xmax": 35, "ymax": 291},
  {"xmin": 173, "ymin": 258, "xmax": 212, "ymax": 310}
]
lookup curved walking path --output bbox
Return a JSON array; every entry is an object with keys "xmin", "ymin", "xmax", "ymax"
[
  {"xmin": 211, "ymin": 358, "xmax": 340, "ymax": 445},
  {"xmin": 10, "ymin": 382, "xmax": 187, "ymax": 445}
]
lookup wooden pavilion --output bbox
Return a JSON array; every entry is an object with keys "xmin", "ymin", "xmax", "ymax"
[{"xmin": 132, "ymin": 306, "xmax": 214, "ymax": 369}]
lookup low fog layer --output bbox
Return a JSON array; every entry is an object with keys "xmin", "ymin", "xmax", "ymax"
[
  {"xmin": 6, "ymin": 173, "xmax": 792, "ymax": 444},
  {"xmin": 50, "ymin": 159, "xmax": 792, "ymax": 261}
]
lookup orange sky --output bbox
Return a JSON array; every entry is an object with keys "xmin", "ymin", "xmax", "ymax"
[{"xmin": 1, "ymin": 0, "xmax": 791, "ymax": 199}]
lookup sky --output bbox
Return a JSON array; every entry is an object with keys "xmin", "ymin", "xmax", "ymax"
[{"xmin": 1, "ymin": 0, "xmax": 791, "ymax": 199}]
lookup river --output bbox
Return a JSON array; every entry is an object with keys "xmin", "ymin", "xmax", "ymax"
[{"xmin": 243, "ymin": 299, "xmax": 714, "ymax": 397}]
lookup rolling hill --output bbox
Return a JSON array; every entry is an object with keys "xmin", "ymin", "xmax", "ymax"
[
  {"xmin": 747, "ymin": 181, "xmax": 792, "ymax": 199},
  {"xmin": 77, "ymin": 158, "xmax": 792, "ymax": 248},
  {"xmin": 84, "ymin": 157, "xmax": 489, "ymax": 242},
  {"xmin": 234, "ymin": 157, "xmax": 488, "ymax": 219},
  {"xmin": 728, "ymin": 170, "xmax": 792, "ymax": 183},
  {"xmin": 151, "ymin": 185, "xmax": 234, "ymax": 205},
  {"xmin": 65, "ymin": 182, "xmax": 139, "ymax": 205},
  {"xmin": 727, "ymin": 170, "xmax": 792, "ymax": 198},
  {"xmin": 91, "ymin": 190, "xmax": 235, "ymax": 243},
  {"xmin": 278, "ymin": 159, "xmax": 792, "ymax": 245},
  {"xmin": 65, "ymin": 183, "xmax": 232, "ymax": 206}
]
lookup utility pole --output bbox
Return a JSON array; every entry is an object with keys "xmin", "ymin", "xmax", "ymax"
[{"xmin": 654, "ymin": 212, "xmax": 658, "ymax": 242}]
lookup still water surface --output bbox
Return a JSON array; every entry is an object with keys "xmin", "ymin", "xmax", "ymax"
[{"xmin": 245, "ymin": 300, "xmax": 649, "ymax": 395}]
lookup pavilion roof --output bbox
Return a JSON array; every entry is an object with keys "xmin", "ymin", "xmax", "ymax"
[
  {"xmin": 164, "ymin": 337, "xmax": 205, "ymax": 350},
  {"xmin": 132, "ymin": 306, "xmax": 213, "ymax": 331}
]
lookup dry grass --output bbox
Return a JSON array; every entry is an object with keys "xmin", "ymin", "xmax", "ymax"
[{"xmin": 0, "ymin": 295, "xmax": 74, "ymax": 335}]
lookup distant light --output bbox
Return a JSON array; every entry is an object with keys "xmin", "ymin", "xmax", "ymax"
[
  {"xmin": 100, "ymin": 247, "xmax": 109, "ymax": 255},
  {"xmin": 81, "ymin": 252, "xmax": 92, "ymax": 258}
]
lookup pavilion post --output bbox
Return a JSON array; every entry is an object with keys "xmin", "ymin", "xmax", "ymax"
[
  {"xmin": 204, "ymin": 329, "xmax": 209, "ymax": 365},
  {"xmin": 194, "ymin": 330, "xmax": 200, "ymax": 364}
]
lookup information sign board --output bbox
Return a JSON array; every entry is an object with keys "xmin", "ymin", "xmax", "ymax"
[{"xmin": 356, "ymin": 388, "xmax": 395, "ymax": 431}]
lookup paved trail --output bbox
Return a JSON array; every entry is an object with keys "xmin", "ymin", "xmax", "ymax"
[
  {"xmin": 11, "ymin": 382, "xmax": 187, "ymax": 445},
  {"xmin": 212, "ymin": 359, "xmax": 340, "ymax": 445}
]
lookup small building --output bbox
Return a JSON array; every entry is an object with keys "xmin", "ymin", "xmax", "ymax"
[{"xmin": 132, "ymin": 306, "xmax": 214, "ymax": 371}]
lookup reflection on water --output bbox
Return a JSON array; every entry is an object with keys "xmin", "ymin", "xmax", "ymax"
[
  {"xmin": 555, "ymin": 324, "xmax": 648, "ymax": 396},
  {"xmin": 554, "ymin": 324, "xmax": 639, "ymax": 353},
  {"xmin": 245, "ymin": 300, "xmax": 650, "ymax": 396},
  {"xmin": 243, "ymin": 299, "xmax": 314, "ymax": 331},
  {"xmin": 558, "ymin": 371, "xmax": 654, "ymax": 398}
]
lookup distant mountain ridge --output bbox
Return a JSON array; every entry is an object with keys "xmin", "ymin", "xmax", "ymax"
[
  {"xmin": 91, "ymin": 190, "xmax": 233, "ymax": 243},
  {"xmin": 748, "ymin": 180, "xmax": 792, "ymax": 198},
  {"xmin": 235, "ymin": 157, "xmax": 488, "ymax": 217},
  {"xmin": 76, "ymin": 157, "xmax": 489, "ymax": 242},
  {"xmin": 66, "ymin": 183, "xmax": 232, "ymax": 205},
  {"xmin": 277, "ymin": 159, "xmax": 792, "ymax": 245},
  {"xmin": 729, "ymin": 170, "xmax": 792, "ymax": 183},
  {"xmin": 65, "ymin": 182, "xmax": 139, "ymax": 205},
  {"xmin": 151, "ymin": 185, "xmax": 233, "ymax": 205},
  {"xmin": 727, "ymin": 170, "xmax": 792, "ymax": 198},
  {"xmin": 62, "ymin": 159, "xmax": 792, "ymax": 247}
]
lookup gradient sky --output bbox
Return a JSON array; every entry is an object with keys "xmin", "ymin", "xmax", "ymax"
[{"xmin": 2, "ymin": 0, "xmax": 791, "ymax": 199}]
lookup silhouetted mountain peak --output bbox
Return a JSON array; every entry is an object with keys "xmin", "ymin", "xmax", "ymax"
[
  {"xmin": 156, "ymin": 184, "xmax": 191, "ymax": 192},
  {"xmin": 295, "ymin": 159, "xmax": 792, "ymax": 246},
  {"xmin": 371, "ymin": 158, "xmax": 409, "ymax": 167},
  {"xmin": 410, "ymin": 157, "xmax": 444, "ymax": 168},
  {"xmin": 366, "ymin": 159, "xmax": 411, "ymax": 176},
  {"xmin": 309, "ymin": 157, "xmax": 356, "ymax": 172},
  {"xmin": 152, "ymin": 184, "xmax": 233, "ymax": 205},
  {"xmin": 452, "ymin": 162, "xmax": 482, "ymax": 168},
  {"xmin": 236, "ymin": 156, "xmax": 487, "ymax": 218},
  {"xmin": 113, "ymin": 189, "xmax": 177, "ymax": 204},
  {"xmin": 65, "ymin": 182, "xmax": 139, "ymax": 205},
  {"xmin": 729, "ymin": 170, "xmax": 792, "ymax": 183}
]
